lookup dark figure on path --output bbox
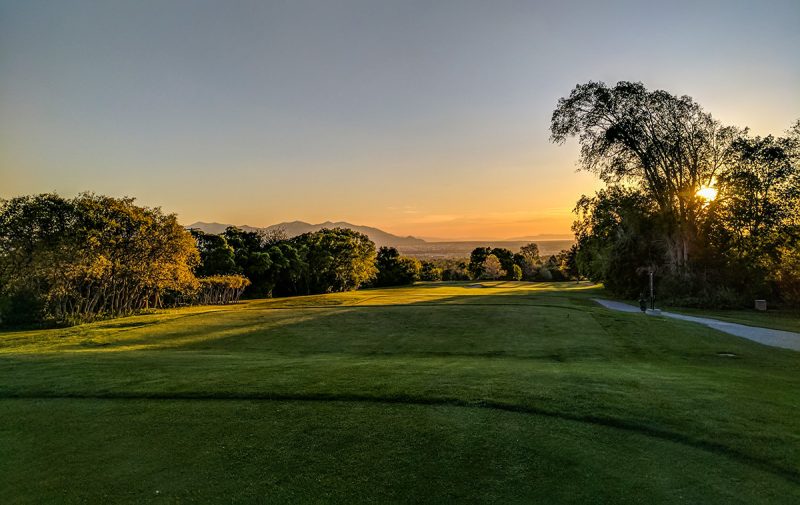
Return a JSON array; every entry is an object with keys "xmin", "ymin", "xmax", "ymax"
[{"xmin": 639, "ymin": 294, "xmax": 647, "ymax": 313}]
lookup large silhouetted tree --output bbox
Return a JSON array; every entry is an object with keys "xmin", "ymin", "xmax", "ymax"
[
  {"xmin": 553, "ymin": 81, "xmax": 800, "ymax": 307},
  {"xmin": 550, "ymin": 81, "xmax": 738, "ymax": 269}
]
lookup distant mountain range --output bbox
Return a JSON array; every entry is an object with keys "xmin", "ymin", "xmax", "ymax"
[
  {"xmin": 186, "ymin": 221, "xmax": 575, "ymax": 252},
  {"xmin": 419, "ymin": 233, "xmax": 573, "ymax": 242},
  {"xmin": 504, "ymin": 233, "xmax": 573, "ymax": 241},
  {"xmin": 186, "ymin": 221, "xmax": 426, "ymax": 248}
]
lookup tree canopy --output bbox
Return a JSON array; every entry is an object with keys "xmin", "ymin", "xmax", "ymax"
[
  {"xmin": 291, "ymin": 228, "xmax": 377, "ymax": 294},
  {"xmin": 551, "ymin": 81, "xmax": 741, "ymax": 267},
  {"xmin": 0, "ymin": 194, "xmax": 199, "ymax": 324},
  {"xmin": 553, "ymin": 81, "xmax": 799, "ymax": 307},
  {"xmin": 374, "ymin": 247, "xmax": 420, "ymax": 287}
]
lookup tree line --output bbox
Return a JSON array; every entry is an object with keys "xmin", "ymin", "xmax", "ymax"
[
  {"xmin": 191, "ymin": 225, "xmax": 377, "ymax": 298},
  {"xmin": 551, "ymin": 81, "xmax": 799, "ymax": 308},
  {"xmin": 193, "ymin": 228, "xmax": 575, "ymax": 291},
  {"xmin": 0, "ymin": 194, "xmax": 377, "ymax": 325},
  {"xmin": 0, "ymin": 192, "xmax": 578, "ymax": 326},
  {"xmin": 366, "ymin": 243, "xmax": 577, "ymax": 286},
  {"xmin": 467, "ymin": 244, "xmax": 577, "ymax": 281}
]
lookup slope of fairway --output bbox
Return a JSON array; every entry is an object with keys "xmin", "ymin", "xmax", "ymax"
[{"xmin": 1, "ymin": 282, "xmax": 799, "ymax": 503}]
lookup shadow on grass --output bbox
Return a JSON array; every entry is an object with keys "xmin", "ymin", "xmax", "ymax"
[
  {"xmin": 10, "ymin": 283, "xmax": 796, "ymax": 364},
  {"xmin": 3, "ymin": 282, "xmax": 800, "ymax": 486},
  {"xmin": 3, "ymin": 390, "xmax": 798, "ymax": 485},
  {"xmin": 0, "ymin": 284, "xmax": 605, "ymax": 354}
]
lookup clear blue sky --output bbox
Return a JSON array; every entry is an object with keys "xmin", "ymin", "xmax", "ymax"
[{"xmin": 1, "ymin": 0, "xmax": 798, "ymax": 239}]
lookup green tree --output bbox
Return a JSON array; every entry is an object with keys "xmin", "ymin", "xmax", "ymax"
[
  {"xmin": 517, "ymin": 243, "xmax": 541, "ymax": 280},
  {"xmin": 0, "ymin": 193, "xmax": 199, "ymax": 324},
  {"xmin": 375, "ymin": 247, "xmax": 420, "ymax": 286},
  {"xmin": 438, "ymin": 259, "xmax": 470, "ymax": 281},
  {"xmin": 264, "ymin": 242, "xmax": 305, "ymax": 297},
  {"xmin": 292, "ymin": 228, "xmax": 377, "ymax": 293},
  {"xmin": 713, "ymin": 134, "xmax": 799, "ymax": 263},
  {"xmin": 571, "ymin": 187, "xmax": 664, "ymax": 297},
  {"xmin": 469, "ymin": 247, "xmax": 492, "ymax": 279},
  {"xmin": 510, "ymin": 264, "xmax": 523, "ymax": 281},
  {"xmin": 490, "ymin": 248, "xmax": 516, "ymax": 280},
  {"xmin": 419, "ymin": 261, "xmax": 443, "ymax": 281},
  {"xmin": 191, "ymin": 229, "xmax": 237, "ymax": 277},
  {"xmin": 774, "ymin": 245, "xmax": 800, "ymax": 308},
  {"xmin": 481, "ymin": 254, "xmax": 505, "ymax": 280}
]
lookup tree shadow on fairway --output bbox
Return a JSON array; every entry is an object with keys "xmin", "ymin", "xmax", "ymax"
[
  {"xmin": 102, "ymin": 288, "xmax": 605, "ymax": 355},
  {"xmin": 2, "ymin": 283, "xmax": 800, "ymax": 487},
  {"xmin": 3, "ymin": 399, "xmax": 798, "ymax": 504}
]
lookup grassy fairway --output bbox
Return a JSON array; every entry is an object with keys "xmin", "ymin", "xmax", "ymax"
[{"xmin": 1, "ymin": 282, "xmax": 799, "ymax": 503}]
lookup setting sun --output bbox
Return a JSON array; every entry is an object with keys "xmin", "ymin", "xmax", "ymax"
[{"xmin": 697, "ymin": 185, "xmax": 718, "ymax": 202}]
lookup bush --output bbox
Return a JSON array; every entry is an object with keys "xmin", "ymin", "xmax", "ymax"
[
  {"xmin": 0, "ymin": 288, "xmax": 46, "ymax": 326},
  {"xmin": 196, "ymin": 275, "xmax": 251, "ymax": 305}
]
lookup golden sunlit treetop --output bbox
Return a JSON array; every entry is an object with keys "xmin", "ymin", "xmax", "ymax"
[{"xmin": 696, "ymin": 185, "xmax": 718, "ymax": 202}]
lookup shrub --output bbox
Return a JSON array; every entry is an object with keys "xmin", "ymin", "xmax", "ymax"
[{"xmin": 196, "ymin": 275, "xmax": 251, "ymax": 305}]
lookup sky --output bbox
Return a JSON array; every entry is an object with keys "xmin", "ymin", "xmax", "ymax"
[{"xmin": 1, "ymin": 0, "xmax": 798, "ymax": 240}]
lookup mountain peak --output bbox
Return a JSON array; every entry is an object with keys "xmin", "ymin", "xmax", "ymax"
[{"xmin": 186, "ymin": 220, "xmax": 426, "ymax": 247}]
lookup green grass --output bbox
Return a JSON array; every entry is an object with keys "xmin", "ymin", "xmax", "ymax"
[{"xmin": 1, "ymin": 281, "xmax": 799, "ymax": 503}]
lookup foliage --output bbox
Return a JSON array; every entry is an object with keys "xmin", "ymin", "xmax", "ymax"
[
  {"xmin": 196, "ymin": 275, "xmax": 251, "ymax": 305},
  {"xmin": 0, "ymin": 193, "xmax": 199, "ymax": 325},
  {"xmin": 190, "ymin": 230, "xmax": 237, "ymax": 277},
  {"xmin": 262, "ymin": 242, "xmax": 305, "ymax": 297},
  {"xmin": 552, "ymin": 81, "xmax": 800, "ymax": 307},
  {"xmin": 419, "ymin": 261, "xmax": 443, "ymax": 281},
  {"xmin": 557, "ymin": 245, "xmax": 580, "ymax": 280},
  {"xmin": 571, "ymin": 186, "xmax": 664, "ymax": 297},
  {"xmin": 489, "ymin": 248, "xmax": 516, "ymax": 280},
  {"xmin": 469, "ymin": 246, "xmax": 525, "ymax": 280},
  {"xmin": 468, "ymin": 247, "xmax": 492, "ymax": 279},
  {"xmin": 374, "ymin": 247, "xmax": 421, "ymax": 286},
  {"xmin": 466, "ymin": 244, "xmax": 578, "ymax": 283},
  {"xmin": 291, "ymin": 228, "xmax": 377, "ymax": 294},
  {"xmin": 192, "ymin": 226, "xmax": 374, "ymax": 298},
  {"xmin": 551, "ymin": 81, "xmax": 738, "ymax": 269},
  {"xmin": 480, "ymin": 254, "xmax": 504, "ymax": 280},
  {"xmin": 517, "ymin": 243, "xmax": 542, "ymax": 280},
  {"xmin": 0, "ymin": 195, "xmax": 383, "ymax": 325},
  {"xmin": 426, "ymin": 258, "xmax": 470, "ymax": 281},
  {"xmin": 773, "ymin": 245, "xmax": 800, "ymax": 308}
]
